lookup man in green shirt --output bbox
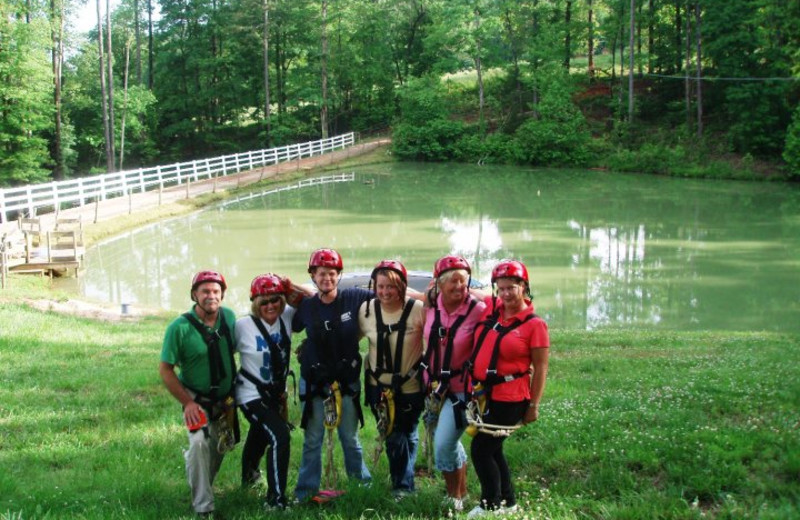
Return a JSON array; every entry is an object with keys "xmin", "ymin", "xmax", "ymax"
[{"xmin": 159, "ymin": 270, "xmax": 238, "ymax": 518}]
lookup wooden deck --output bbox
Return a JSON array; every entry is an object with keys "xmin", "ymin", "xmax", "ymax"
[{"xmin": 1, "ymin": 217, "xmax": 85, "ymax": 282}]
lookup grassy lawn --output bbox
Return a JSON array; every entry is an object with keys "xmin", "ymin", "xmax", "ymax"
[{"xmin": 1, "ymin": 276, "xmax": 798, "ymax": 519}]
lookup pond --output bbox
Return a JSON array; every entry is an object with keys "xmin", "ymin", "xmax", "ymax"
[{"xmin": 70, "ymin": 163, "xmax": 800, "ymax": 333}]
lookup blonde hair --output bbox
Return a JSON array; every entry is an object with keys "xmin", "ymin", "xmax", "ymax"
[
  {"xmin": 251, "ymin": 294, "xmax": 287, "ymax": 317},
  {"xmin": 437, "ymin": 268, "xmax": 470, "ymax": 289}
]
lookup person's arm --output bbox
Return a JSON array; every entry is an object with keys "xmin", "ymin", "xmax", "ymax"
[
  {"xmin": 281, "ymin": 276, "xmax": 316, "ymax": 307},
  {"xmin": 523, "ymin": 347, "xmax": 549, "ymax": 424},
  {"xmin": 159, "ymin": 361, "xmax": 204, "ymax": 428}
]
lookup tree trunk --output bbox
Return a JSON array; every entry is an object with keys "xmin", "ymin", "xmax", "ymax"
[
  {"xmin": 695, "ymin": 1, "xmax": 702, "ymax": 137},
  {"xmin": 119, "ymin": 36, "xmax": 131, "ymax": 170},
  {"xmin": 275, "ymin": 33, "xmax": 284, "ymax": 115},
  {"xmin": 320, "ymin": 0, "xmax": 329, "ymax": 139},
  {"xmin": 648, "ymin": 0, "xmax": 654, "ymax": 73},
  {"xmin": 147, "ymin": 0, "xmax": 153, "ymax": 89},
  {"xmin": 50, "ymin": 0, "xmax": 64, "ymax": 179},
  {"xmin": 96, "ymin": 0, "xmax": 113, "ymax": 172},
  {"xmin": 685, "ymin": 1, "xmax": 691, "ymax": 129},
  {"xmin": 474, "ymin": 3, "xmax": 484, "ymax": 133},
  {"xmin": 588, "ymin": 0, "xmax": 594, "ymax": 80},
  {"xmin": 636, "ymin": 0, "xmax": 642, "ymax": 76},
  {"xmin": 263, "ymin": 0, "xmax": 271, "ymax": 139},
  {"xmin": 106, "ymin": 0, "xmax": 116, "ymax": 170},
  {"xmin": 629, "ymin": 0, "xmax": 635, "ymax": 122},
  {"xmin": 563, "ymin": 0, "xmax": 572, "ymax": 69},
  {"xmin": 675, "ymin": 0, "xmax": 682, "ymax": 73},
  {"xmin": 134, "ymin": 0, "xmax": 142, "ymax": 85}
]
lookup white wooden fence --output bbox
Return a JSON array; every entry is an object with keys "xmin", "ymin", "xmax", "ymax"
[{"xmin": 0, "ymin": 132, "xmax": 355, "ymax": 223}]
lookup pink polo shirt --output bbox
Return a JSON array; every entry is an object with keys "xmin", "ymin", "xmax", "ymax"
[{"xmin": 422, "ymin": 294, "xmax": 486, "ymax": 394}]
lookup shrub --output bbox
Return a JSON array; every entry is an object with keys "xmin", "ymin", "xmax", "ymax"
[{"xmin": 783, "ymin": 105, "xmax": 800, "ymax": 180}]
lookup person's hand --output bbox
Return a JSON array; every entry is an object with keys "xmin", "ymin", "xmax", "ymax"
[
  {"xmin": 523, "ymin": 404, "xmax": 539, "ymax": 424},
  {"xmin": 183, "ymin": 400, "xmax": 204, "ymax": 428}
]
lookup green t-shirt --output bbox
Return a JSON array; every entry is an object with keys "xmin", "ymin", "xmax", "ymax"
[{"xmin": 161, "ymin": 306, "xmax": 237, "ymax": 399}]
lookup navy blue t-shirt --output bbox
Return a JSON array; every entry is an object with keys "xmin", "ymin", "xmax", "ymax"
[{"xmin": 293, "ymin": 287, "xmax": 373, "ymax": 386}]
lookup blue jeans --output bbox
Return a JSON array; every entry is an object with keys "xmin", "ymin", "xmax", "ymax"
[
  {"xmin": 379, "ymin": 391, "xmax": 423, "ymax": 492},
  {"xmin": 434, "ymin": 392, "xmax": 468, "ymax": 472},
  {"xmin": 294, "ymin": 393, "xmax": 371, "ymax": 500}
]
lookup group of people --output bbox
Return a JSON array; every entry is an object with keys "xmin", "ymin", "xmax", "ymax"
[{"xmin": 159, "ymin": 248, "xmax": 550, "ymax": 518}]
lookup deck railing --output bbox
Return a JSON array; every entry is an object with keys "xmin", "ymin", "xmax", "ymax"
[{"xmin": 0, "ymin": 132, "xmax": 355, "ymax": 223}]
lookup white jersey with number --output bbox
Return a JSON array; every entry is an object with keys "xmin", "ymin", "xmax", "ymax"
[{"xmin": 234, "ymin": 307, "xmax": 296, "ymax": 404}]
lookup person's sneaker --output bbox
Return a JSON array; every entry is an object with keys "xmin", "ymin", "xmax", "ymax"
[
  {"xmin": 265, "ymin": 496, "xmax": 290, "ymax": 511},
  {"xmin": 466, "ymin": 505, "xmax": 489, "ymax": 519},
  {"xmin": 242, "ymin": 469, "xmax": 261, "ymax": 488},
  {"xmin": 497, "ymin": 504, "xmax": 519, "ymax": 515},
  {"xmin": 392, "ymin": 488, "xmax": 413, "ymax": 501},
  {"xmin": 442, "ymin": 496, "xmax": 465, "ymax": 512}
]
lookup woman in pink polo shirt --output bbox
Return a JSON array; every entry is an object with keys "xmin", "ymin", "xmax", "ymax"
[
  {"xmin": 421, "ymin": 255, "xmax": 486, "ymax": 512},
  {"xmin": 466, "ymin": 259, "xmax": 550, "ymax": 518}
]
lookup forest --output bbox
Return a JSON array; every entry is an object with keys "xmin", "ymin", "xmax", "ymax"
[{"xmin": 1, "ymin": 0, "xmax": 799, "ymax": 186}]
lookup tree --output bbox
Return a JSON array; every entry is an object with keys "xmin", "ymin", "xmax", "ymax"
[
  {"xmin": 50, "ymin": 0, "xmax": 65, "ymax": 179},
  {"xmin": 96, "ymin": 0, "xmax": 113, "ymax": 171},
  {"xmin": 0, "ymin": 1, "xmax": 53, "ymax": 185}
]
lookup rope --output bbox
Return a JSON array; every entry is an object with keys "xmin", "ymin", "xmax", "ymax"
[
  {"xmin": 371, "ymin": 388, "xmax": 395, "ymax": 465},
  {"xmin": 322, "ymin": 382, "xmax": 342, "ymax": 490},
  {"xmin": 464, "ymin": 399, "xmax": 522, "ymax": 438}
]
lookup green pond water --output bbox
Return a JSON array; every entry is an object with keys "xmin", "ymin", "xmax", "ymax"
[{"xmin": 72, "ymin": 163, "xmax": 800, "ymax": 333}]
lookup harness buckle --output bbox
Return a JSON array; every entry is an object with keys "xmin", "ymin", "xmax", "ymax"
[
  {"xmin": 324, "ymin": 320, "xmax": 332, "ymax": 331},
  {"xmin": 386, "ymin": 323, "xmax": 396, "ymax": 333},
  {"xmin": 492, "ymin": 322, "xmax": 502, "ymax": 331},
  {"xmin": 487, "ymin": 369, "xmax": 497, "ymax": 376},
  {"xmin": 503, "ymin": 374, "xmax": 515, "ymax": 382},
  {"xmin": 437, "ymin": 327, "xmax": 447, "ymax": 338},
  {"xmin": 440, "ymin": 369, "xmax": 451, "ymax": 377}
]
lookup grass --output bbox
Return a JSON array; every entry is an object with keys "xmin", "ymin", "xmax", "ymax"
[{"xmin": 1, "ymin": 283, "xmax": 798, "ymax": 519}]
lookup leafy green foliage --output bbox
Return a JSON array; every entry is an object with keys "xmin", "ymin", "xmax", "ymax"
[
  {"xmin": 783, "ymin": 105, "xmax": 800, "ymax": 180},
  {"xmin": 0, "ymin": 4, "xmax": 53, "ymax": 185},
  {"xmin": 512, "ymin": 77, "xmax": 592, "ymax": 166}
]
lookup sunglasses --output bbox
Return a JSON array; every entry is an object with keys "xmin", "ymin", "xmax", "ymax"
[{"xmin": 260, "ymin": 296, "xmax": 282, "ymax": 305}]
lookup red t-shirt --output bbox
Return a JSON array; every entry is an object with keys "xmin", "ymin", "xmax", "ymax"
[{"xmin": 471, "ymin": 297, "xmax": 549, "ymax": 402}]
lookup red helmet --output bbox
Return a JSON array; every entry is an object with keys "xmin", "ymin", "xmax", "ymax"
[
  {"xmin": 433, "ymin": 255, "xmax": 471, "ymax": 278},
  {"xmin": 308, "ymin": 248, "xmax": 343, "ymax": 273},
  {"xmin": 370, "ymin": 259, "xmax": 408, "ymax": 284},
  {"xmin": 491, "ymin": 260, "xmax": 529, "ymax": 284},
  {"xmin": 250, "ymin": 273, "xmax": 287, "ymax": 301},
  {"xmin": 190, "ymin": 270, "xmax": 227, "ymax": 300}
]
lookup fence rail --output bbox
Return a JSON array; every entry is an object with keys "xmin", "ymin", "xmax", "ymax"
[{"xmin": 0, "ymin": 132, "xmax": 355, "ymax": 224}]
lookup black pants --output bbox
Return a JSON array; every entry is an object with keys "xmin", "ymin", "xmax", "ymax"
[
  {"xmin": 239, "ymin": 398, "xmax": 291, "ymax": 507},
  {"xmin": 469, "ymin": 399, "xmax": 527, "ymax": 510}
]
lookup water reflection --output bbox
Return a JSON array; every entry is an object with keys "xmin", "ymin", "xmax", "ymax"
[{"xmin": 71, "ymin": 164, "xmax": 800, "ymax": 333}]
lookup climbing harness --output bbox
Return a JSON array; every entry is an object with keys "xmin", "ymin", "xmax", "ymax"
[
  {"xmin": 237, "ymin": 315, "xmax": 297, "ymax": 428},
  {"xmin": 371, "ymin": 387, "xmax": 396, "ymax": 464},
  {"xmin": 322, "ymin": 381, "xmax": 343, "ymax": 490},
  {"xmin": 465, "ymin": 309, "xmax": 535, "ymax": 438},
  {"xmin": 216, "ymin": 396, "xmax": 238, "ymax": 453},
  {"xmin": 464, "ymin": 383, "xmax": 522, "ymax": 438},
  {"xmin": 421, "ymin": 381, "xmax": 444, "ymax": 472}
]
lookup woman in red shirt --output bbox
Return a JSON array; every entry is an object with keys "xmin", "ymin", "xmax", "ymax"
[{"xmin": 466, "ymin": 260, "xmax": 549, "ymax": 518}]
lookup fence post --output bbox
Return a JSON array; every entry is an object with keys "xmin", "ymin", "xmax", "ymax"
[
  {"xmin": 138, "ymin": 168, "xmax": 145, "ymax": 193},
  {"xmin": 0, "ymin": 189, "xmax": 6, "ymax": 224}
]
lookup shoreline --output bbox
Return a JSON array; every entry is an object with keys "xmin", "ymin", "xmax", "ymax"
[{"xmin": 1, "ymin": 139, "xmax": 393, "ymax": 320}]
